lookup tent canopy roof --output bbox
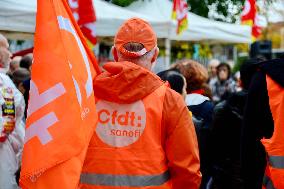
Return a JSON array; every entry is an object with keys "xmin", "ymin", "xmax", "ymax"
[
  {"xmin": 127, "ymin": 0, "xmax": 251, "ymax": 43},
  {"xmin": 0, "ymin": 0, "xmax": 251, "ymax": 43}
]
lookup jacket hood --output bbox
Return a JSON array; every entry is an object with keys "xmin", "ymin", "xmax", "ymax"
[
  {"xmin": 185, "ymin": 94, "xmax": 209, "ymax": 106},
  {"xmin": 260, "ymin": 58, "xmax": 284, "ymax": 87},
  {"xmin": 93, "ymin": 61, "xmax": 164, "ymax": 104}
]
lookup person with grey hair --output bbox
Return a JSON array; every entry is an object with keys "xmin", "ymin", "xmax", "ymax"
[
  {"xmin": 208, "ymin": 59, "xmax": 220, "ymax": 80},
  {"xmin": 0, "ymin": 34, "xmax": 25, "ymax": 189},
  {"xmin": 208, "ymin": 59, "xmax": 220, "ymax": 94},
  {"xmin": 79, "ymin": 18, "xmax": 201, "ymax": 189}
]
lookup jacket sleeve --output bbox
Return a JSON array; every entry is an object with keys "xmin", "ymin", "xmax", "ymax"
[{"xmin": 162, "ymin": 89, "xmax": 201, "ymax": 189}]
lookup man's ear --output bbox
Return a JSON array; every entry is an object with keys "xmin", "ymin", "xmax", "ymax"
[
  {"xmin": 151, "ymin": 47, "xmax": 159, "ymax": 63},
  {"xmin": 111, "ymin": 46, "xmax": 119, "ymax": 62}
]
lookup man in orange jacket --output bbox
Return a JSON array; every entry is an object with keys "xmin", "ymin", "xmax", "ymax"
[
  {"xmin": 79, "ymin": 18, "xmax": 201, "ymax": 188},
  {"xmin": 241, "ymin": 58, "xmax": 284, "ymax": 189}
]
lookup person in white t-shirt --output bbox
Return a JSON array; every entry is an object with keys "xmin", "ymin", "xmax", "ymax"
[{"xmin": 0, "ymin": 33, "xmax": 25, "ymax": 189}]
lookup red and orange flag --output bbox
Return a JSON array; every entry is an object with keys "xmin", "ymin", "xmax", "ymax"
[
  {"xmin": 172, "ymin": 0, "xmax": 188, "ymax": 35},
  {"xmin": 20, "ymin": 0, "xmax": 100, "ymax": 188},
  {"xmin": 68, "ymin": 0, "xmax": 97, "ymax": 45},
  {"xmin": 241, "ymin": 0, "xmax": 262, "ymax": 41}
]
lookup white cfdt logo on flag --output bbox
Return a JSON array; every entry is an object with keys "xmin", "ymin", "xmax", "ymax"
[
  {"xmin": 57, "ymin": 16, "xmax": 93, "ymax": 102},
  {"xmin": 25, "ymin": 81, "xmax": 66, "ymax": 145},
  {"xmin": 24, "ymin": 16, "xmax": 93, "ymax": 145},
  {"xmin": 96, "ymin": 100, "xmax": 146, "ymax": 147}
]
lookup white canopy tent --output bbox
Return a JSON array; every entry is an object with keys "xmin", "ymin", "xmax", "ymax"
[
  {"xmin": 0, "ymin": 0, "xmax": 251, "ymax": 43},
  {"xmin": 0, "ymin": 0, "xmax": 169, "ymax": 38},
  {"xmin": 0, "ymin": 0, "xmax": 252, "ymax": 67},
  {"xmin": 0, "ymin": 1, "xmax": 36, "ymax": 34},
  {"xmin": 127, "ymin": 0, "xmax": 251, "ymax": 43}
]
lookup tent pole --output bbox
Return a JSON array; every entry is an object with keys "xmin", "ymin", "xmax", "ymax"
[
  {"xmin": 233, "ymin": 45, "xmax": 238, "ymax": 66},
  {"xmin": 165, "ymin": 38, "xmax": 171, "ymax": 68}
]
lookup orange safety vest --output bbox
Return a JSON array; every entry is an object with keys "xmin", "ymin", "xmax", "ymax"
[
  {"xmin": 80, "ymin": 85, "xmax": 172, "ymax": 188},
  {"xmin": 261, "ymin": 75, "xmax": 284, "ymax": 189}
]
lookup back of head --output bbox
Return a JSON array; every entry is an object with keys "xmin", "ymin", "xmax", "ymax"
[
  {"xmin": 10, "ymin": 56, "xmax": 21, "ymax": 73},
  {"xmin": 157, "ymin": 69, "xmax": 185, "ymax": 95},
  {"xmin": 113, "ymin": 18, "xmax": 158, "ymax": 70},
  {"xmin": 12, "ymin": 67, "xmax": 31, "ymax": 87},
  {"xmin": 172, "ymin": 59, "xmax": 208, "ymax": 93},
  {"xmin": 119, "ymin": 42, "xmax": 153, "ymax": 62},
  {"xmin": 20, "ymin": 55, "xmax": 33, "ymax": 71}
]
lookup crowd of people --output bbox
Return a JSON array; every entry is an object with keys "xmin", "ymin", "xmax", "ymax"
[
  {"xmin": 157, "ymin": 58, "xmax": 250, "ymax": 188},
  {"xmin": 0, "ymin": 17, "xmax": 284, "ymax": 189},
  {"xmin": 157, "ymin": 55, "xmax": 284, "ymax": 189}
]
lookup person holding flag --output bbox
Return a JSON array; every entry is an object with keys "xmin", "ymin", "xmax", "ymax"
[
  {"xmin": 20, "ymin": 0, "xmax": 201, "ymax": 188},
  {"xmin": 20, "ymin": 0, "xmax": 100, "ymax": 188}
]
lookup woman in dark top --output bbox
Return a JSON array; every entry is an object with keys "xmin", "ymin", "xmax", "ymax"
[
  {"xmin": 210, "ymin": 59, "xmax": 262, "ymax": 189},
  {"xmin": 210, "ymin": 63, "xmax": 236, "ymax": 104},
  {"xmin": 172, "ymin": 60, "xmax": 214, "ymax": 189},
  {"xmin": 241, "ymin": 58, "xmax": 284, "ymax": 189}
]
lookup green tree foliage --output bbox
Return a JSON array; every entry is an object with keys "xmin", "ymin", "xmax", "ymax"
[
  {"xmin": 110, "ymin": 0, "xmax": 137, "ymax": 7},
  {"xmin": 189, "ymin": 0, "xmax": 245, "ymax": 23},
  {"xmin": 108, "ymin": 0, "xmax": 246, "ymax": 22}
]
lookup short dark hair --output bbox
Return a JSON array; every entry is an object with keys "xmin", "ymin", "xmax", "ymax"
[
  {"xmin": 157, "ymin": 69, "xmax": 185, "ymax": 95},
  {"xmin": 217, "ymin": 62, "xmax": 231, "ymax": 79},
  {"xmin": 20, "ymin": 55, "xmax": 32, "ymax": 70},
  {"xmin": 12, "ymin": 68, "xmax": 30, "ymax": 87}
]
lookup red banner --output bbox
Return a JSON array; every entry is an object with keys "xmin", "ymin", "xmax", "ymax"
[
  {"xmin": 68, "ymin": 0, "xmax": 97, "ymax": 45},
  {"xmin": 241, "ymin": 0, "xmax": 262, "ymax": 40},
  {"xmin": 172, "ymin": 0, "xmax": 188, "ymax": 35}
]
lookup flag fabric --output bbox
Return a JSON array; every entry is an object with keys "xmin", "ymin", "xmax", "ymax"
[
  {"xmin": 252, "ymin": 14, "xmax": 262, "ymax": 39},
  {"xmin": 68, "ymin": 0, "xmax": 97, "ymax": 45},
  {"xmin": 241, "ymin": 0, "xmax": 262, "ymax": 40},
  {"xmin": 20, "ymin": 0, "xmax": 100, "ymax": 188},
  {"xmin": 172, "ymin": 0, "xmax": 188, "ymax": 35}
]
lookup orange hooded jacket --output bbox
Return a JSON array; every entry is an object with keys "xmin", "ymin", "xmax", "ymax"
[
  {"xmin": 261, "ymin": 75, "xmax": 284, "ymax": 189},
  {"xmin": 80, "ymin": 61, "xmax": 201, "ymax": 189}
]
